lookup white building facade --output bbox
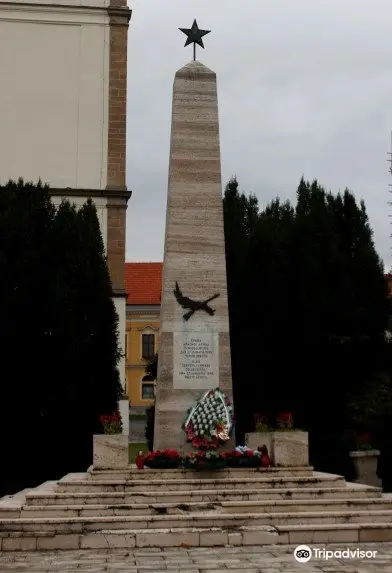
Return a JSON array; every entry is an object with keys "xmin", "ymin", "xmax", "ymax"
[{"xmin": 0, "ymin": 0, "xmax": 132, "ymax": 416}]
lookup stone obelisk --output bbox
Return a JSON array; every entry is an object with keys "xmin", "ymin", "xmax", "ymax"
[{"xmin": 154, "ymin": 22, "xmax": 234, "ymax": 452}]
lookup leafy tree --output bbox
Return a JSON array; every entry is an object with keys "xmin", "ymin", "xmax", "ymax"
[{"xmin": 0, "ymin": 181, "xmax": 121, "ymax": 495}]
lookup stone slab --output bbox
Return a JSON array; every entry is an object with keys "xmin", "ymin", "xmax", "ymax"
[
  {"xmin": 1, "ymin": 543, "xmax": 392, "ymax": 571},
  {"xmin": 93, "ymin": 434, "xmax": 129, "ymax": 470},
  {"xmin": 245, "ymin": 432, "xmax": 273, "ymax": 455},
  {"xmin": 271, "ymin": 431, "xmax": 309, "ymax": 467},
  {"xmin": 173, "ymin": 331, "xmax": 219, "ymax": 389}
]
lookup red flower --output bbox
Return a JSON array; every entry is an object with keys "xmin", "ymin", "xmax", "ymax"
[
  {"xmin": 277, "ymin": 412, "xmax": 293, "ymax": 428},
  {"xmin": 144, "ymin": 449, "xmax": 181, "ymax": 462}
]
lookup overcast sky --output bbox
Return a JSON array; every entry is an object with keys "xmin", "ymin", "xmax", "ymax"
[{"xmin": 126, "ymin": 0, "xmax": 392, "ymax": 270}]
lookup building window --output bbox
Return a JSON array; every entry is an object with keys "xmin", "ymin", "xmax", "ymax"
[
  {"xmin": 142, "ymin": 383, "xmax": 154, "ymax": 400},
  {"xmin": 142, "ymin": 333, "xmax": 155, "ymax": 359},
  {"xmin": 125, "ymin": 334, "xmax": 128, "ymax": 359}
]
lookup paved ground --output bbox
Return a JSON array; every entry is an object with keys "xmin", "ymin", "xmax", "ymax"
[
  {"xmin": 0, "ymin": 543, "xmax": 391, "ymax": 572},
  {"xmin": 128, "ymin": 418, "xmax": 145, "ymax": 443}
]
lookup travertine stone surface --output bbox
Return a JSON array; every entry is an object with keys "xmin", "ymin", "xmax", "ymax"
[
  {"xmin": 2, "ymin": 543, "xmax": 392, "ymax": 570},
  {"xmin": 93, "ymin": 435, "xmax": 129, "ymax": 469},
  {"xmin": 154, "ymin": 61, "xmax": 233, "ymax": 452},
  {"xmin": 272, "ymin": 431, "xmax": 309, "ymax": 467},
  {"xmin": 245, "ymin": 432, "xmax": 273, "ymax": 456}
]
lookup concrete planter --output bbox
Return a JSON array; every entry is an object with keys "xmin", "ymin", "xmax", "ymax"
[
  {"xmin": 349, "ymin": 449, "xmax": 381, "ymax": 488},
  {"xmin": 245, "ymin": 432, "xmax": 272, "ymax": 456},
  {"xmin": 271, "ymin": 431, "xmax": 309, "ymax": 467},
  {"xmin": 93, "ymin": 434, "xmax": 129, "ymax": 470}
]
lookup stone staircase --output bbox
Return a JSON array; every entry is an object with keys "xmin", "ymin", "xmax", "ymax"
[{"xmin": 1, "ymin": 466, "xmax": 392, "ymax": 551}]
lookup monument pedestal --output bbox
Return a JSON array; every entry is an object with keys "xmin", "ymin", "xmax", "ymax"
[{"xmin": 153, "ymin": 61, "xmax": 234, "ymax": 452}]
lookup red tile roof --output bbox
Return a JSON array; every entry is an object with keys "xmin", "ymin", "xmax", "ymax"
[
  {"xmin": 125, "ymin": 262, "xmax": 163, "ymax": 305},
  {"xmin": 124, "ymin": 269, "xmax": 392, "ymax": 304}
]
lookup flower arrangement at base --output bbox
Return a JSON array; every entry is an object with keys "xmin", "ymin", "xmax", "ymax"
[
  {"xmin": 183, "ymin": 388, "xmax": 234, "ymax": 450},
  {"xmin": 224, "ymin": 446, "xmax": 261, "ymax": 467},
  {"xmin": 182, "ymin": 450, "xmax": 227, "ymax": 470},
  {"xmin": 143, "ymin": 449, "xmax": 182, "ymax": 469},
  {"xmin": 253, "ymin": 414, "xmax": 271, "ymax": 433},
  {"xmin": 355, "ymin": 433, "xmax": 374, "ymax": 451},
  {"xmin": 100, "ymin": 412, "xmax": 122, "ymax": 435},
  {"xmin": 276, "ymin": 412, "xmax": 294, "ymax": 431}
]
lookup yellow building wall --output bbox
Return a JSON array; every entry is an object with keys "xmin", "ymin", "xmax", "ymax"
[{"xmin": 125, "ymin": 315, "xmax": 160, "ymax": 409}]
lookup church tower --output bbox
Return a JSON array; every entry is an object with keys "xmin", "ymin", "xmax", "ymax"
[{"xmin": 0, "ymin": 0, "xmax": 131, "ymax": 403}]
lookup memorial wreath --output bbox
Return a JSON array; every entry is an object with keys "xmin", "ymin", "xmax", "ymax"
[{"xmin": 182, "ymin": 388, "xmax": 234, "ymax": 450}]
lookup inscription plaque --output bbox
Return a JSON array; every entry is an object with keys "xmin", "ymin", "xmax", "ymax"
[{"xmin": 173, "ymin": 332, "xmax": 219, "ymax": 389}]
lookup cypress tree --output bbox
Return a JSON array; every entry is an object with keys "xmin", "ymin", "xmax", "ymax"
[
  {"xmin": 223, "ymin": 177, "xmax": 388, "ymax": 476},
  {"xmin": 0, "ymin": 184, "xmax": 122, "ymax": 495}
]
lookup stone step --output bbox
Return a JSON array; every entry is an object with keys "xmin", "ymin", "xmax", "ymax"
[
  {"xmin": 56, "ymin": 474, "xmax": 346, "ymax": 493},
  {"xmin": 87, "ymin": 466, "xmax": 314, "ymax": 481},
  {"xmin": 2, "ymin": 509, "xmax": 392, "ymax": 533},
  {"xmin": 25, "ymin": 484, "xmax": 381, "ymax": 506},
  {"xmin": 1, "ymin": 521, "xmax": 392, "ymax": 551},
  {"xmin": 16, "ymin": 496, "xmax": 392, "ymax": 518}
]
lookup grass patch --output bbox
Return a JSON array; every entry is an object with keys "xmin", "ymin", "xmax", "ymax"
[{"xmin": 129, "ymin": 442, "xmax": 148, "ymax": 463}]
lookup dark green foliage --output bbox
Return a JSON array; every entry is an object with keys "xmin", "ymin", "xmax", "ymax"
[
  {"xmin": 145, "ymin": 405, "xmax": 155, "ymax": 452},
  {"xmin": 0, "ymin": 180, "xmax": 121, "ymax": 496},
  {"xmin": 143, "ymin": 354, "xmax": 157, "ymax": 450},
  {"xmin": 145, "ymin": 353, "xmax": 158, "ymax": 381},
  {"xmin": 224, "ymin": 176, "xmax": 388, "ymax": 477}
]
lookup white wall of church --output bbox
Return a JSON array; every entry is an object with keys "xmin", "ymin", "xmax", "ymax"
[
  {"xmin": 0, "ymin": 3, "xmax": 110, "ymax": 189},
  {"xmin": 113, "ymin": 296, "xmax": 127, "ymax": 394}
]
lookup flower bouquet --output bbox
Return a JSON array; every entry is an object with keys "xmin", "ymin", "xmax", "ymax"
[
  {"xmin": 182, "ymin": 449, "xmax": 227, "ymax": 470},
  {"xmin": 224, "ymin": 446, "xmax": 261, "ymax": 467},
  {"xmin": 143, "ymin": 449, "xmax": 182, "ymax": 469},
  {"xmin": 100, "ymin": 412, "xmax": 122, "ymax": 434}
]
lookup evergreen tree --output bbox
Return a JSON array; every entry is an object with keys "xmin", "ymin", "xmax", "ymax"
[
  {"xmin": 0, "ymin": 182, "xmax": 121, "ymax": 495},
  {"xmin": 223, "ymin": 177, "xmax": 259, "ymax": 441},
  {"xmin": 145, "ymin": 353, "xmax": 158, "ymax": 381},
  {"xmin": 223, "ymin": 177, "xmax": 388, "ymax": 475},
  {"xmin": 0, "ymin": 179, "xmax": 55, "ymax": 494},
  {"xmin": 39, "ymin": 198, "xmax": 122, "ymax": 477}
]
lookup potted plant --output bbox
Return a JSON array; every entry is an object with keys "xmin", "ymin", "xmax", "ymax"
[
  {"xmin": 182, "ymin": 450, "xmax": 227, "ymax": 470},
  {"xmin": 143, "ymin": 449, "xmax": 182, "ymax": 469},
  {"xmin": 349, "ymin": 433, "xmax": 381, "ymax": 488},
  {"xmin": 93, "ymin": 412, "xmax": 129, "ymax": 470},
  {"xmin": 271, "ymin": 412, "xmax": 309, "ymax": 467},
  {"xmin": 245, "ymin": 414, "xmax": 273, "ymax": 454},
  {"xmin": 224, "ymin": 446, "xmax": 261, "ymax": 468}
]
